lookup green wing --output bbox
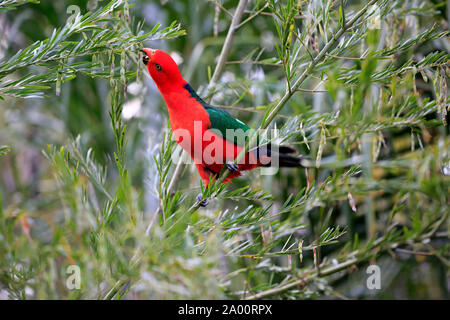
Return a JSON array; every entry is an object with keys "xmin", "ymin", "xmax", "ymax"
[
  {"xmin": 205, "ymin": 105, "xmax": 250, "ymax": 146},
  {"xmin": 184, "ymin": 83, "xmax": 250, "ymax": 146}
]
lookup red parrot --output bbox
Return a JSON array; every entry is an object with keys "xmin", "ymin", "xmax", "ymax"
[{"xmin": 141, "ymin": 48, "xmax": 303, "ymax": 205}]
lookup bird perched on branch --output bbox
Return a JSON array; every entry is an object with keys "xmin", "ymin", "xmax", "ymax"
[{"xmin": 141, "ymin": 48, "xmax": 304, "ymax": 205}]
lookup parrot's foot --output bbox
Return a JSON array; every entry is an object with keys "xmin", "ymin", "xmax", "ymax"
[
  {"xmin": 226, "ymin": 162, "xmax": 239, "ymax": 173},
  {"xmin": 196, "ymin": 193, "xmax": 209, "ymax": 207}
]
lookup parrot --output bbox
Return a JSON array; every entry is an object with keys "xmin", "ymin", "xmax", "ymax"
[{"xmin": 141, "ymin": 48, "xmax": 304, "ymax": 206}]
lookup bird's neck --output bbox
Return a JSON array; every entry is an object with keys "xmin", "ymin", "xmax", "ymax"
[
  {"xmin": 157, "ymin": 81, "xmax": 189, "ymax": 111},
  {"xmin": 157, "ymin": 82, "xmax": 211, "ymax": 134},
  {"xmin": 155, "ymin": 77, "xmax": 186, "ymax": 97},
  {"xmin": 157, "ymin": 81, "xmax": 206, "ymax": 111}
]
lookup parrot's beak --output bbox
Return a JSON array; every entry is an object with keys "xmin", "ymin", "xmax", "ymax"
[
  {"xmin": 140, "ymin": 49, "xmax": 149, "ymax": 65},
  {"xmin": 140, "ymin": 48, "xmax": 156, "ymax": 65}
]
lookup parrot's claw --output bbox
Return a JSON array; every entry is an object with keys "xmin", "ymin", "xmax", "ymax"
[
  {"xmin": 196, "ymin": 193, "xmax": 209, "ymax": 207},
  {"xmin": 226, "ymin": 162, "xmax": 239, "ymax": 173}
]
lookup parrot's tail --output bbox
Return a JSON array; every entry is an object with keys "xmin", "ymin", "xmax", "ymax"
[
  {"xmin": 257, "ymin": 144, "xmax": 309, "ymax": 168},
  {"xmin": 278, "ymin": 152, "xmax": 305, "ymax": 167}
]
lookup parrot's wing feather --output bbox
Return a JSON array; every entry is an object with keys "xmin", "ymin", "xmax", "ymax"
[
  {"xmin": 205, "ymin": 106, "xmax": 250, "ymax": 146},
  {"xmin": 184, "ymin": 83, "xmax": 250, "ymax": 146}
]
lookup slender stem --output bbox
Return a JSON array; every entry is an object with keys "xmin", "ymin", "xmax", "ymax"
[
  {"xmin": 208, "ymin": 0, "xmax": 248, "ymax": 87},
  {"xmin": 235, "ymin": 2, "xmax": 269, "ymax": 30},
  {"xmin": 167, "ymin": 152, "xmax": 188, "ymax": 194},
  {"xmin": 208, "ymin": 0, "xmax": 233, "ymax": 17}
]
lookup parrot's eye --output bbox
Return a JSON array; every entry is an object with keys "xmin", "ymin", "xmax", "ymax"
[
  {"xmin": 155, "ymin": 64, "xmax": 162, "ymax": 71},
  {"xmin": 142, "ymin": 55, "xmax": 149, "ymax": 65}
]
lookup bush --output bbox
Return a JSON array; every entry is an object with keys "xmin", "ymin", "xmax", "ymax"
[{"xmin": 0, "ymin": 0, "xmax": 448, "ymax": 299}]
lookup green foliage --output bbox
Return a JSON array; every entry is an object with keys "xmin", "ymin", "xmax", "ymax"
[
  {"xmin": 0, "ymin": 0, "xmax": 184, "ymax": 99},
  {"xmin": 0, "ymin": 145, "xmax": 9, "ymax": 156},
  {"xmin": 0, "ymin": 0, "xmax": 39, "ymax": 11},
  {"xmin": 0, "ymin": 0, "xmax": 448, "ymax": 300}
]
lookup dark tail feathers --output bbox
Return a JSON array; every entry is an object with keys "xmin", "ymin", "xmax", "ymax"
[
  {"xmin": 278, "ymin": 153, "xmax": 305, "ymax": 167},
  {"xmin": 257, "ymin": 143, "xmax": 306, "ymax": 168}
]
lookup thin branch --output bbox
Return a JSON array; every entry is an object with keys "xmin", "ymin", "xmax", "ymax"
[
  {"xmin": 394, "ymin": 248, "xmax": 434, "ymax": 256},
  {"xmin": 167, "ymin": 152, "xmax": 189, "ymax": 194},
  {"xmin": 226, "ymin": 60, "xmax": 281, "ymax": 66},
  {"xmin": 207, "ymin": 0, "xmax": 233, "ymax": 17},
  {"xmin": 216, "ymin": 105, "xmax": 290, "ymax": 117},
  {"xmin": 209, "ymin": 0, "xmax": 249, "ymax": 87},
  {"xmin": 296, "ymin": 88, "xmax": 328, "ymax": 93},
  {"xmin": 244, "ymin": 10, "xmax": 304, "ymax": 19},
  {"xmin": 325, "ymin": 53, "xmax": 366, "ymax": 60},
  {"xmin": 236, "ymin": 2, "xmax": 269, "ymax": 29}
]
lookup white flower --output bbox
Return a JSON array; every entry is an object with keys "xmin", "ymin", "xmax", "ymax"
[{"xmin": 122, "ymin": 98, "xmax": 142, "ymax": 120}]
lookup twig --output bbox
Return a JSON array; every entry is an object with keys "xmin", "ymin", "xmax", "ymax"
[
  {"xmin": 216, "ymin": 105, "xmax": 290, "ymax": 118},
  {"xmin": 325, "ymin": 53, "xmax": 366, "ymax": 60},
  {"xmin": 243, "ymin": 10, "xmax": 303, "ymax": 19},
  {"xmin": 226, "ymin": 60, "xmax": 281, "ymax": 66},
  {"xmin": 236, "ymin": 2, "xmax": 269, "ymax": 30},
  {"xmin": 167, "ymin": 152, "xmax": 189, "ymax": 194},
  {"xmin": 208, "ymin": 0, "xmax": 233, "ymax": 17},
  {"xmin": 209, "ymin": 0, "xmax": 249, "ymax": 87},
  {"xmin": 394, "ymin": 248, "xmax": 434, "ymax": 256},
  {"xmin": 296, "ymin": 88, "xmax": 328, "ymax": 93}
]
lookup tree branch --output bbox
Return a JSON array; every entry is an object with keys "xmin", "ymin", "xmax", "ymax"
[
  {"xmin": 244, "ymin": 230, "xmax": 441, "ymax": 299},
  {"xmin": 208, "ymin": 0, "xmax": 248, "ymax": 87}
]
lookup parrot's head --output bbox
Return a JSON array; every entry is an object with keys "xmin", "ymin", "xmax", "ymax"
[{"xmin": 140, "ymin": 48, "xmax": 184, "ymax": 89}]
